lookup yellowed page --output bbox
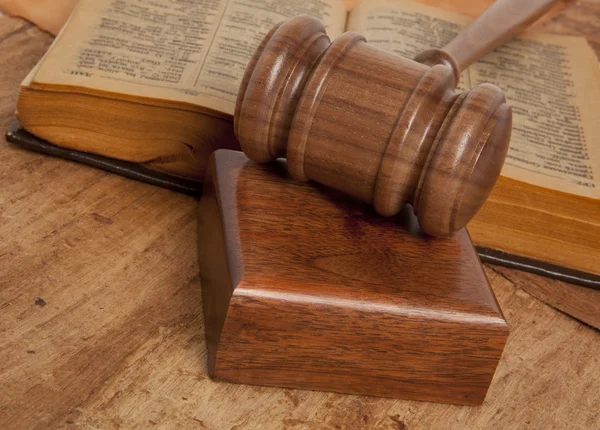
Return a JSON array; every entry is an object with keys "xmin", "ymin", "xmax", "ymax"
[
  {"xmin": 347, "ymin": 0, "xmax": 600, "ymax": 198},
  {"xmin": 470, "ymin": 34, "xmax": 600, "ymax": 198},
  {"xmin": 31, "ymin": 0, "xmax": 347, "ymax": 116}
]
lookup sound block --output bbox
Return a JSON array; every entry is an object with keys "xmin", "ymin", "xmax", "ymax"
[{"xmin": 198, "ymin": 150, "xmax": 508, "ymax": 405}]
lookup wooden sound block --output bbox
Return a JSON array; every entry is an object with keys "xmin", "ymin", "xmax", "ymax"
[{"xmin": 198, "ymin": 150, "xmax": 509, "ymax": 406}]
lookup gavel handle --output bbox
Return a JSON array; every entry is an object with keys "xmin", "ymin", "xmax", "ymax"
[{"xmin": 442, "ymin": 0, "xmax": 562, "ymax": 73}]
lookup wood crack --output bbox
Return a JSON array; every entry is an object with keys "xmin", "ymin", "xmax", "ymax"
[{"xmin": 485, "ymin": 264, "xmax": 517, "ymax": 287}]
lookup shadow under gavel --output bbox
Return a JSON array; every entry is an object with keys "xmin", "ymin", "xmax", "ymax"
[{"xmin": 234, "ymin": 0, "xmax": 559, "ymax": 237}]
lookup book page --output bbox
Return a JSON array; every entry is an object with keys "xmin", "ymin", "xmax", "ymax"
[
  {"xmin": 470, "ymin": 34, "xmax": 600, "ymax": 199},
  {"xmin": 348, "ymin": 0, "xmax": 600, "ymax": 198},
  {"xmin": 31, "ymin": 0, "xmax": 347, "ymax": 117}
]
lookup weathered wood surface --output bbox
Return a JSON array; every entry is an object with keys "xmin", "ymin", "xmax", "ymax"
[{"xmin": 1, "ymin": 5, "xmax": 599, "ymax": 429}]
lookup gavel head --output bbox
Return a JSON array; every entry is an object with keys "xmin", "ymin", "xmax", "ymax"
[{"xmin": 234, "ymin": 15, "xmax": 511, "ymax": 237}]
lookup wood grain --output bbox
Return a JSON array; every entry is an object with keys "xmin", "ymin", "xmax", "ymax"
[
  {"xmin": 235, "ymin": 15, "xmax": 512, "ymax": 237},
  {"xmin": 1, "ymin": 8, "xmax": 600, "ymax": 430},
  {"xmin": 489, "ymin": 266, "xmax": 600, "ymax": 330},
  {"xmin": 199, "ymin": 150, "xmax": 508, "ymax": 405}
]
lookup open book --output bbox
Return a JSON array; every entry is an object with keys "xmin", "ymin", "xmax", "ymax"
[{"xmin": 14, "ymin": 0, "xmax": 600, "ymax": 282}]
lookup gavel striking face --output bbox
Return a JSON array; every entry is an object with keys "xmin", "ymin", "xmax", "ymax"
[{"xmin": 234, "ymin": 15, "xmax": 512, "ymax": 237}]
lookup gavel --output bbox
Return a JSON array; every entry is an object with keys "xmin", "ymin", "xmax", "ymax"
[{"xmin": 234, "ymin": 0, "xmax": 559, "ymax": 237}]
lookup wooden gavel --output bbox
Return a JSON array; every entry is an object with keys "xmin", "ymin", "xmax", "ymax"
[{"xmin": 234, "ymin": 0, "xmax": 559, "ymax": 237}]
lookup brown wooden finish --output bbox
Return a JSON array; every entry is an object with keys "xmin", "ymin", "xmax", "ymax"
[
  {"xmin": 198, "ymin": 150, "xmax": 509, "ymax": 406},
  {"xmin": 3, "ymin": 13, "xmax": 600, "ymax": 428},
  {"xmin": 235, "ymin": 1, "xmax": 561, "ymax": 237}
]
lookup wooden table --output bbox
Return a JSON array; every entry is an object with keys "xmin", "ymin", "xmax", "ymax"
[{"xmin": 1, "ymin": 3, "xmax": 599, "ymax": 429}]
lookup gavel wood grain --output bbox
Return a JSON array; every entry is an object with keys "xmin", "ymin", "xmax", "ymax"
[{"xmin": 235, "ymin": 0, "xmax": 560, "ymax": 237}]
